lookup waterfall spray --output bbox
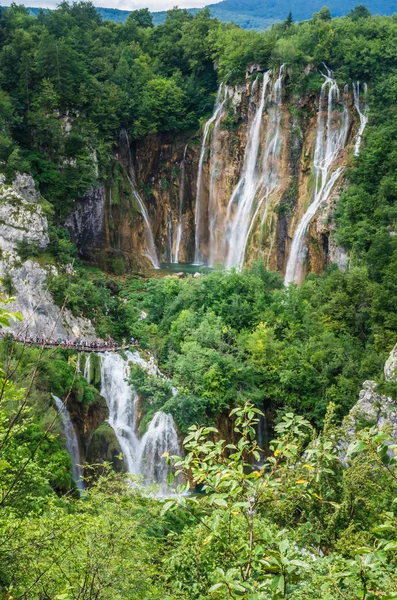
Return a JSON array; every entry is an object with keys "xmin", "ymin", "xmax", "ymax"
[
  {"xmin": 173, "ymin": 144, "xmax": 188, "ymax": 263},
  {"xmin": 194, "ymin": 84, "xmax": 228, "ymax": 265},
  {"xmin": 53, "ymin": 394, "xmax": 84, "ymax": 490},
  {"xmin": 284, "ymin": 68, "xmax": 349, "ymax": 286},
  {"xmin": 120, "ymin": 130, "xmax": 160, "ymax": 269},
  {"xmin": 353, "ymin": 82, "xmax": 369, "ymax": 156}
]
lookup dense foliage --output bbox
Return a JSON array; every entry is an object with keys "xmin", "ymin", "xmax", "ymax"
[{"xmin": 126, "ymin": 261, "xmax": 394, "ymax": 432}]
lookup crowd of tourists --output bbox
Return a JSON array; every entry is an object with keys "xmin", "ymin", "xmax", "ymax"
[{"xmin": 0, "ymin": 331, "xmax": 121, "ymax": 350}]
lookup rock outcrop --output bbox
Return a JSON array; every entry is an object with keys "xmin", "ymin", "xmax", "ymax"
[
  {"xmin": 0, "ymin": 175, "xmax": 98, "ymax": 339},
  {"xmin": 342, "ymin": 344, "xmax": 397, "ymax": 445}
]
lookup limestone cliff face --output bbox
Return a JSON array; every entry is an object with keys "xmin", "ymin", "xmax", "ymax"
[
  {"xmin": 0, "ymin": 174, "xmax": 98, "ymax": 339},
  {"xmin": 66, "ymin": 68, "xmax": 365, "ymax": 278}
]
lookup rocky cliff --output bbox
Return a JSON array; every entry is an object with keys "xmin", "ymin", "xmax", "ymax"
[
  {"xmin": 342, "ymin": 344, "xmax": 397, "ymax": 446},
  {"xmin": 0, "ymin": 174, "xmax": 98, "ymax": 339},
  {"xmin": 65, "ymin": 67, "xmax": 366, "ymax": 280}
]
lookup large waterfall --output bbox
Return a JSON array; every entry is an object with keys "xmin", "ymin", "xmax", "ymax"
[
  {"xmin": 121, "ymin": 130, "xmax": 160, "ymax": 269},
  {"xmin": 225, "ymin": 67, "xmax": 285, "ymax": 269},
  {"xmin": 100, "ymin": 351, "xmax": 180, "ymax": 490},
  {"xmin": 194, "ymin": 84, "xmax": 228, "ymax": 265},
  {"xmin": 224, "ymin": 73, "xmax": 270, "ymax": 268},
  {"xmin": 53, "ymin": 394, "xmax": 85, "ymax": 490},
  {"xmin": 284, "ymin": 68, "xmax": 350, "ymax": 286}
]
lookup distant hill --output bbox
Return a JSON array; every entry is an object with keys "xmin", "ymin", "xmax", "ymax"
[{"xmin": 25, "ymin": 0, "xmax": 397, "ymax": 30}]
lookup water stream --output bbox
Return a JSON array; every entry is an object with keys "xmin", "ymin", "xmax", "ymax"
[
  {"xmin": 53, "ymin": 394, "xmax": 85, "ymax": 490},
  {"xmin": 284, "ymin": 68, "xmax": 350, "ymax": 286}
]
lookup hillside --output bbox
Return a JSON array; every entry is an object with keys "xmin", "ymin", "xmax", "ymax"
[{"xmin": 25, "ymin": 0, "xmax": 397, "ymax": 29}]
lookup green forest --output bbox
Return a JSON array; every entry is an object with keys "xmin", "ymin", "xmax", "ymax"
[{"xmin": 0, "ymin": 2, "xmax": 397, "ymax": 598}]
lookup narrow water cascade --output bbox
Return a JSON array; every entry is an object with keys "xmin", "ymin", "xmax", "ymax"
[
  {"xmin": 99, "ymin": 351, "xmax": 181, "ymax": 490},
  {"xmin": 353, "ymin": 82, "xmax": 369, "ymax": 156},
  {"xmin": 194, "ymin": 84, "xmax": 228, "ymax": 265},
  {"xmin": 173, "ymin": 144, "xmax": 188, "ymax": 264},
  {"xmin": 284, "ymin": 68, "xmax": 350, "ymax": 286},
  {"xmin": 224, "ymin": 71, "xmax": 271, "ymax": 269},
  {"xmin": 168, "ymin": 212, "xmax": 173, "ymax": 262},
  {"xmin": 208, "ymin": 86, "xmax": 229, "ymax": 267},
  {"xmin": 52, "ymin": 394, "xmax": 85, "ymax": 490},
  {"xmin": 120, "ymin": 130, "xmax": 160, "ymax": 269},
  {"xmin": 83, "ymin": 353, "xmax": 91, "ymax": 384}
]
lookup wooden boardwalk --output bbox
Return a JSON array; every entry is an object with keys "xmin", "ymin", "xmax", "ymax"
[{"xmin": 4, "ymin": 341, "xmax": 133, "ymax": 354}]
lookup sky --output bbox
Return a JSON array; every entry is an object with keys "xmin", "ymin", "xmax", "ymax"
[{"xmin": 10, "ymin": 0, "xmax": 221, "ymax": 10}]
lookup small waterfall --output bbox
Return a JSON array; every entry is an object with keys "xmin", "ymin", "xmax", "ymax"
[
  {"xmin": 225, "ymin": 72, "xmax": 271, "ymax": 269},
  {"xmin": 120, "ymin": 130, "xmax": 160, "ymax": 269},
  {"xmin": 100, "ymin": 352, "xmax": 140, "ymax": 474},
  {"xmin": 173, "ymin": 144, "xmax": 188, "ymax": 264},
  {"xmin": 137, "ymin": 412, "xmax": 181, "ymax": 491},
  {"xmin": 353, "ymin": 82, "xmax": 369, "ymax": 156},
  {"xmin": 53, "ymin": 394, "xmax": 84, "ymax": 490},
  {"xmin": 284, "ymin": 68, "xmax": 349, "ymax": 286},
  {"xmin": 194, "ymin": 84, "xmax": 228, "ymax": 265},
  {"xmin": 99, "ymin": 352, "xmax": 180, "ymax": 489}
]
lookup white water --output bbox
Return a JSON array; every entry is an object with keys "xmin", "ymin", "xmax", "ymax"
[
  {"xmin": 225, "ymin": 72, "xmax": 271, "ymax": 269},
  {"xmin": 53, "ymin": 394, "xmax": 85, "ymax": 490},
  {"xmin": 353, "ymin": 82, "xmax": 369, "ymax": 156},
  {"xmin": 194, "ymin": 84, "xmax": 228, "ymax": 265},
  {"xmin": 99, "ymin": 351, "xmax": 180, "ymax": 490},
  {"xmin": 136, "ymin": 412, "xmax": 181, "ymax": 492},
  {"xmin": 284, "ymin": 68, "xmax": 350, "ymax": 286},
  {"xmin": 121, "ymin": 130, "xmax": 160, "ymax": 269},
  {"xmin": 83, "ymin": 353, "xmax": 91, "ymax": 384},
  {"xmin": 173, "ymin": 144, "xmax": 188, "ymax": 264}
]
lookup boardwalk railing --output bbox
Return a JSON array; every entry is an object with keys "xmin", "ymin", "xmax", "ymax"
[{"xmin": 1, "ymin": 340, "xmax": 133, "ymax": 354}]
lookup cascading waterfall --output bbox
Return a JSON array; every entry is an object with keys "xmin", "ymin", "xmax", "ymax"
[
  {"xmin": 99, "ymin": 351, "xmax": 180, "ymax": 489},
  {"xmin": 53, "ymin": 394, "xmax": 85, "ymax": 490},
  {"xmin": 173, "ymin": 144, "xmax": 188, "ymax": 264},
  {"xmin": 100, "ymin": 352, "xmax": 140, "ymax": 474},
  {"xmin": 136, "ymin": 412, "xmax": 181, "ymax": 491},
  {"xmin": 194, "ymin": 84, "xmax": 228, "ymax": 265},
  {"xmin": 224, "ymin": 71, "xmax": 271, "ymax": 269},
  {"xmin": 353, "ymin": 82, "xmax": 369, "ymax": 156},
  {"xmin": 284, "ymin": 68, "xmax": 350, "ymax": 286},
  {"xmin": 120, "ymin": 130, "xmax": 160, "ymax": 269}
]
